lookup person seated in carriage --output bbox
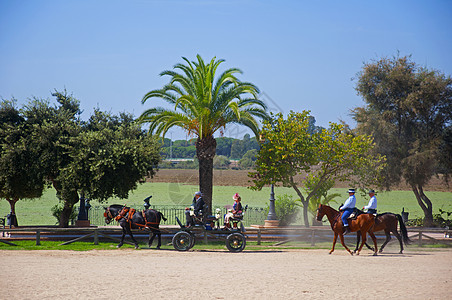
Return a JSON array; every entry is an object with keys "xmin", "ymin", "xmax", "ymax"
[
  {"xmin": 223, "ymin": 193, "xmax": 243, "ymax": 229},
  {"xmin": 185, "ymin": 191, "xmax": 205, "ymax": 227}
]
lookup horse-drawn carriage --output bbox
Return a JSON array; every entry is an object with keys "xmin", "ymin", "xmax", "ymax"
[
  {"xmin": 172, "ymin": 204, "xmax": 248, "ymax": 252},
  {"xmin": 103, "ymin": 196, "xmax": 248, "ymax": 252}
]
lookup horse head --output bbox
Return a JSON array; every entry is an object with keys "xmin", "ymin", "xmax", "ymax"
[
  {"xmin": 103, "ymin": 205, "xmax": 123, "ymax": 224},
  {"xmin": 316, "ymin": 204, "xmax": 325, "ymax": 221}
]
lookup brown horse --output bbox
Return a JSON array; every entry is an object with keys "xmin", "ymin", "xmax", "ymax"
[
  {"xmin": 316, "ymin": 204, "xmax": 378, "ymax": 256},
  {"xmin": 354, "ymin": 212, "xmax": 411, "ymax": 254}
]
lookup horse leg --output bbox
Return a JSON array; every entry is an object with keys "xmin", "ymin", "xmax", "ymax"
[
  {"xmin": 353, "ymin": 232, "xmax": 360, "ymax": 254},
  {"xmin": 391, "ymin": 229, "xmax": 404, "ymax": 254},
  {"xmin": 356, "ymin": 231, "xmax": 367, "ymax": 255},
  {"xmin": 117, "ymin": 226, "xmax": 126, "ymax": 248},
  {"xmin": 125, "ymin": 226, "xmax": 140, "ymax": 249},
  {"xmin": 156, "ymin": 231, "xmax": 162, "ymax": 249},
  {"xmin": 329, "ymin": 232, "xmax": 338, "ymax": 254},
  {"xmin": 368, "ymin": 231, "xmax": 378, "ymax": 256},
  {"xmin": 148, "ymin": 231, "xmax": 155, "ymax": 248},
  {"xmin": 379, "ymin": 229, "xmax": 392, "ymax": 253},
  {"xmin": 339, "ymin": 233, "xmax": 353, "ymax": 255}
]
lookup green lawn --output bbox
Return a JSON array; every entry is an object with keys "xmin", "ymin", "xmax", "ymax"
[{"xmin": 1, "ymin": 182, "xmax": 451, "ymax": 226}]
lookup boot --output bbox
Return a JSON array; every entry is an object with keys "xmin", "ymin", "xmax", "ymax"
[{"xmin": 343, "ymin": 225, "xmax": 350, "ymax": 235}]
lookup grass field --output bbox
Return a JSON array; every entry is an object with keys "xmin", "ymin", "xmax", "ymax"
[{"xmin": 1, "ymin": 181, "xmax": 451, "ymax": 226}]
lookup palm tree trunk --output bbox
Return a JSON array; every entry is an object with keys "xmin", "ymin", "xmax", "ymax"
[{"xmin": 196, "ymin": 135, "xmax": 216, "ymax": 215}]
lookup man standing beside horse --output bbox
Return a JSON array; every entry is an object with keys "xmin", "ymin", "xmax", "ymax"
[{"xmin": 340, "ymin": 188, "xmax": 357, "ymax": 235}]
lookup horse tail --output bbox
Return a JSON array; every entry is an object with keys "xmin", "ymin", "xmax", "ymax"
[
  {"xmin": 396, "ymin": 214, "xmax": 411, "ymax": 245},
  {"xmin": 159, "ymin": 212, "xmax": 167, "ymax": 222}
]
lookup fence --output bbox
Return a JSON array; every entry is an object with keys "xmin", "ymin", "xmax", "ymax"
[
  {"xmin": 86, "ymin": 205, "xmax": 267, "ymax": 227},
  {"xmin": 2, "ymin": 226, "xmax": 451, "ymax": 248}
]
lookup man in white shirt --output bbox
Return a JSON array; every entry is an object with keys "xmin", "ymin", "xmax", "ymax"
[{"xmin": 363, "ymin": 189, "xmax": 377, "ymax": 214}]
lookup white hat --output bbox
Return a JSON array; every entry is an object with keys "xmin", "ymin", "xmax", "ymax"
[{"xmin": 194, "ymin": 191, "xmax": 202, "ymax": 196}]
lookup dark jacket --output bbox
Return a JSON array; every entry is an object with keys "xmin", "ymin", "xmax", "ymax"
[{"xmin": 193, "ymin": 197, "xmax": 205, "ymax": 214}]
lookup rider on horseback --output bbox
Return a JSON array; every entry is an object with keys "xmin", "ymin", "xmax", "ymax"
[
  {"xmin": 340, "ymin": 188, "xmax": 356, "ymax": 235},
  {"xmin": 363, "ymin": 189, "xmax": 377, "ymax": 214}
]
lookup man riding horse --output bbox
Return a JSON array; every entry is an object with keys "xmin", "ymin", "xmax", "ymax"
[{"xmin": 339, "ymin": 188, "xmax": 357, "ymax": 235}]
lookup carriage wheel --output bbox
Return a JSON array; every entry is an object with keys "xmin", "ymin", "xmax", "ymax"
[
  {"xmin": 226, "ymin": 233, "xmax": 246, "ymax": 252},
  {"xmin": 172, "ymin": 231, "xmax": 193, "ymax": 251},
  {"xmin": 189, "ymin": 233, "xmax": 196, "ymax": 249}
]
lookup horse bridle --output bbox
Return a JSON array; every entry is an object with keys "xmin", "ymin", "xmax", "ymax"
[{"xmin": 104, "ymin": 207, "xmax": 114, "ymax": 223}]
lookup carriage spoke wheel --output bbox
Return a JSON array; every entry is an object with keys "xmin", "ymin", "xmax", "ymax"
[
  {"xmin": 226, "ymin": 233, "xmax": 246, "ymax": 252},
  {"xmin": 172, "ymin": 231, "xmax": 193, "ymax": 251}
]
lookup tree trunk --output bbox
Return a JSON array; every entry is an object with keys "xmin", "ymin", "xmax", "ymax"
[
  {"xmin": 412, "ymin": 185, "xmax": 433, "ymax": 227},
  {"xmin": 196, "ymin": 135, "xmax": 216, "ymax": 215},
  {"xmin": 59, "ymin": 191, "xmax": 79, "ymax": 228},
  {"xmin": 290, "ymin": 182, "xmax": 310, "ymax": 227}
]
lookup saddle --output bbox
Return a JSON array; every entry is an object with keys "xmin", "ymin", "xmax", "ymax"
[{"xmin": 347, "ymin": 208, "xmax": 360, "ymax": 220}]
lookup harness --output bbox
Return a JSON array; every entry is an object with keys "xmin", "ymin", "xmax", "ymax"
[{"xmin": 112, "ymin": 207, "xmax": 160, "ymax": 230}]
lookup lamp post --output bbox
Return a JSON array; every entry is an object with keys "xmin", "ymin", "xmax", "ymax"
[
  {"xmin": 264, "ymin": 182, "xmax": 280, "ymax": 227},
  {"xmin": 267, "ymin": 183, "xmax": 277, "ymax": 220},
  {"xmin": 75, "ymin": 192, "xmax": 90, "ymax": 227}
]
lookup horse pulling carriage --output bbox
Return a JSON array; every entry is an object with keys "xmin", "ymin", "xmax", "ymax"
[{"xmin": 172, "ymin": 205, "xmax": 248, "ymax": 252}]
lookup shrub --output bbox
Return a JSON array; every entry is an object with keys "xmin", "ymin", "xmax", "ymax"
[{"xmin": 265, "ymin": 194, "xmax": 300, "ymax": 226}]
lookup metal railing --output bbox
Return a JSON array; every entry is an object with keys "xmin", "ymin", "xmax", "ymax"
[{"xmin": 86, "ymin": 205, "xmax": 267, "ymax": 227}]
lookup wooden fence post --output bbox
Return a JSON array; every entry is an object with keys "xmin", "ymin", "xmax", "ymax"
[
  {"xmin": 94, "ymin": 229, "xmax": 99, "ymax": 245},
  {"xmin": 36, "ymin": 230, "xmax": 41, "ymax": 246}
]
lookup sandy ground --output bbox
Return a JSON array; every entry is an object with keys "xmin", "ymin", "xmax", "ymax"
[{"xmin": 1, "ymin": 248, "xmax": 451, "ymax": 299}]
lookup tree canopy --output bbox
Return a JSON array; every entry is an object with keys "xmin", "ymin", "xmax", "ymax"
[
  {"xmin": 353, "ymin": 54, "xmax": 452, "ymax": 226},
  {"xmin": 250, "ymin": 111, "xmax": 385, "ymax": 226},
  {"xmin": 1, "ymin": 91, "xmax": 161, "ymax": 227}
]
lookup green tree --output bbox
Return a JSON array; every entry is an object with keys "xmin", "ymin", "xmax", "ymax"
[
  {"xmin": 213, "ymin": 155, "xmax": 231, "ymax": 169},
  {"xmin": 139, "ymin": 55, "xmax": 269, "ymax": 213},
  {"xmin": 24, "ymin": 91, "xmax": 160, "ymax": 227},
  {"xmin": 353, "ymin": 54, "xmax": 452, "ymax": 226},
  {"xmin": 239, "ymin": 149, "xmax": 258, "ymax": 169},
  {"xmin": 0, "ymin": 99, "xmax": 46, "ymax": 225},
  {"xmin": 250, "ymin": 111, "xmax": 385, "ymax": 227},
  {"xmin": 304, "ymin": 173, "xmax": 340, "ymax": 225}
]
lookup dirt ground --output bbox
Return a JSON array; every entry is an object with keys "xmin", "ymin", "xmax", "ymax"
[
  {"xmin": 151, "ymin": 169, "xmax": 451, "ymax": 192},
  {"xmin": 0, "ymin": 248, "xmax": 451, "ymax": 299}
]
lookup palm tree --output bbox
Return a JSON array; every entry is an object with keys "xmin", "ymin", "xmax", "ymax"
[{"xmin": 139, "ymin": 55, "xmax": 269, "ymax": 212}]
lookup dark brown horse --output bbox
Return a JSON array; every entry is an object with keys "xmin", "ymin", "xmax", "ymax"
[
  {"xmin": 104, "ymin": 205, "xmax": 167, "ymax": 249},
  {"xmin": 316, "ymin": 204, "xmax": 378, "ymax": 256},
  {"xmin": 354, "ymin": 212, "xmax": 411, "ymax": 254}
]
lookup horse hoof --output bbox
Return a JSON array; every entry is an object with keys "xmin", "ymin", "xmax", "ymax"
[
  {"xmin": 379, "ymin": 249, "xmax": 383, "ymax": 253},
  {"xmin": 116, "ymin": 245, "xmax": 122, "ymax": 248},
  {"xmin": 373, "ymin": 253, "xmax": 378, "ymax": 256},
  {"xmin": 135, "ymin": 245, "xmax": 140, "ymax": 249},
  {"xmin": 156, "ymin": 246, "xmax": 160, "ymax": 250}
]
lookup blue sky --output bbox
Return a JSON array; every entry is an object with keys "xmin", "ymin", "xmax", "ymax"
[{"xmin": 1, "ymin": 0, "xmax": 451, "ymax": 140}]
